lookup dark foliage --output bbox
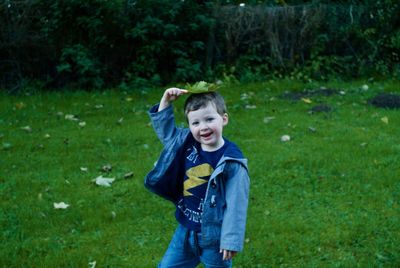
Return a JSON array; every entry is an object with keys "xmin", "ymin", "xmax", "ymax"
[{"xmin": 0, "ymin": 0, "xmax": 399, "ymax": 91}]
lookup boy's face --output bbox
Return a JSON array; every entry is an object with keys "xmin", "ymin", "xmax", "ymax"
[{"xmin": 187, "ymin": 102, "xmax": 228, "ymax": 152}]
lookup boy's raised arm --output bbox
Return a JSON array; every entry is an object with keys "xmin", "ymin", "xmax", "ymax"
[
  {"xmin": 148, "ymin": 87, "xmax": 189, "ymax": 147},
  {"xmin": 158, "ymin": 88, "xmax": 188, "ymax": 112}
]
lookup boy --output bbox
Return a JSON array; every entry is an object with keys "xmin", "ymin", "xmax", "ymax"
[{"xmin": 145, "ymin": 88, "xmax": 250, "ymax": 267}]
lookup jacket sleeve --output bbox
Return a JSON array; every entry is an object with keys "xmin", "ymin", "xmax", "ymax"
[
  {"xmin": 220, "ymin": 161, "xmax": 250, "ymax": 252},
  {"xmin": 145, "ymin": 104, "xmax": 190, "ymax": 203},
  {"xmin": 148, "ymin": 104, "xmax": 184, "ymax": 147}
]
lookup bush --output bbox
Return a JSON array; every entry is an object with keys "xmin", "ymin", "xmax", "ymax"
[
  {"xmin": 57, "ymin": 44, "xmax": 104, "ymax": 89},
  {"xmin": 0, "ymin": 0, "xmax": 399, "ymax": 91}
]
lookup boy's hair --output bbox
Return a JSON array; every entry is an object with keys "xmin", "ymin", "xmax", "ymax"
[{"xmin": 184, "ymin": 92, "xmax": 227, "ymax": 118}]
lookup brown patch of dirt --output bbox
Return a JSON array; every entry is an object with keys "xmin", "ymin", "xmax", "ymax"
[
  {"xmin": 281, "ymin": 87, "xmax": 340, "ymax": 101},
  {"xmin": 370, "ymin": 93, "xmax": 400, "ymax": 109}
]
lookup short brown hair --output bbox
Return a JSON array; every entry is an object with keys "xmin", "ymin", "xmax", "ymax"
[{"xmin": 184, "ymin": 92, "xmax": 227, "ymax": 118}]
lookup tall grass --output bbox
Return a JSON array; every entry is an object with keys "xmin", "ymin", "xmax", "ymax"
[{"xmin": 1, "ymin": 79, "xmax": 399, "ymax": 267}]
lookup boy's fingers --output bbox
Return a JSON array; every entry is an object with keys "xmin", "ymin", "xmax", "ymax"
[
  {"xmin": 220, "ymin": 249, "xmax": 237, "ymax": 261},
  {"xmin": 167, "ymin": 88, "xmax": 187, "ymax": 96},
  {"xmin": 174, "ymin": 89, "xmax": 187, "ymax": 96},
  {"xmin": 222, "ymin": 250, "xmax": 229, "ymax": 260}
]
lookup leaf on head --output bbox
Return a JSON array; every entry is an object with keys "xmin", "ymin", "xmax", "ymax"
[{"xmin": 186, "ymin": 81, "xmax": 219, "ymax": 94}]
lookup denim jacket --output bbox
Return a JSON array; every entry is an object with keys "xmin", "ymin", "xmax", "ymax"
[{"xmin": 145, "ymin": 104, "xmax": 250, "ymax": 252}]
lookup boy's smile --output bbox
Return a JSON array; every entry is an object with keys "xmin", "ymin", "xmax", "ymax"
[{"xmin": 187, "ymin": 103, "xmax": 228, "ymax": 152}]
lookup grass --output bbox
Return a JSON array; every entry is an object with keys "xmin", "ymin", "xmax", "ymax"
[{"xmin": 1, "ymin": 79, "xmax": 399, "ymax": 267}]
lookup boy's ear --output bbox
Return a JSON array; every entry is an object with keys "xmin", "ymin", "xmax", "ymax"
[{"xmin": 222, "ymin": 113, "xmax": 229, "ymax": 126}]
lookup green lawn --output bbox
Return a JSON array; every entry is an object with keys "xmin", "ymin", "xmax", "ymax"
[{"xmin": 1, "ymin": 79, "xmax": 399, "ymax": 267}]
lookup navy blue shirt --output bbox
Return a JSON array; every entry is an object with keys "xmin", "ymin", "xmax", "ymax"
[{"xmin": 175, "ymin": 140, "xmax": 228, "ymax": 231}]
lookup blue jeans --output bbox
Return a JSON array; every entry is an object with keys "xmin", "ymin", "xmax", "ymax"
[{"xmin": 159, "ymin": 224, "xmax": 232, "ymax": 268}]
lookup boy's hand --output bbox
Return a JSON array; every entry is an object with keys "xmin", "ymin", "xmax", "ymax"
[
  {"xmin": 220, "ymin": 249, "xmax": 237, "ymax": 261},
  {"xmin": 158, "ymin": 87, "xmax": 188, "ymax": 112}
]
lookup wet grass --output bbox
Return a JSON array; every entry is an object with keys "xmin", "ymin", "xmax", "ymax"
[{"xmin": 1, "ymin": 79, "xmax": 399, "ymax": 267}]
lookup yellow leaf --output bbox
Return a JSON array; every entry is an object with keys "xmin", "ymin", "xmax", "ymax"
[
  {"xmin": 381, "ymin": 116, "xmax": 389, "ymax": 124},
  {"xmin": 301, "ymin": 98, "xmax": 312, "ymax": 104}
]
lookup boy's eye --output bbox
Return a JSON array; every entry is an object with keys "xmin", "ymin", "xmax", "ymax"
[
  {"xmin": 191, "ymin": 122, "xmax": 199, "ymax": 126},
  {"xmin": 206, "ymin": 117, "xmax": 214, "ymax": 122}
]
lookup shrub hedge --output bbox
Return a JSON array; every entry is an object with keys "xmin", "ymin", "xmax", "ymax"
[{"xmin": 1, "ymin": 0, "xmax": 399, "ymax": 91}]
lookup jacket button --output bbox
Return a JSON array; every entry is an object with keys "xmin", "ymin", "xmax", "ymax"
[
  {"xmin": 210, "ymin": 195, "xmax": 216, "ymax": 207},
  {"xmin": 211, "ymin": 181, "xmax": 217, "ymax": 189}
]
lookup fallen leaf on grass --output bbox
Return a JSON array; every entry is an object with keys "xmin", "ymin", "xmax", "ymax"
[
  {"xmin": 21, "ymin": 126, "xmax": 32, "ymax": 132},
  {"xmin": 2, "ymin": 143, "xmax": 12, "ymax": 150},
  {"xmin": 124, "ymin": 172, "xmax": 134, "ymax": 179},
  {"xmin": 263, "ymin": 117, "xmax": 275, "ymax": 124},
  {"xmin": 281, "ymin": 135, "xmax": 291, "ymax": 142},
  {"xmin": 240, "ymin": 93, "xmax": 250, "ymax": 101},
  {"xmin": 117, "ymin": 117, "xmax": 124, "ymax": 124},
  {"xmin": 111, "ymin": 211, "xmax": 117, "ymax": 219},
  {"xmin": 80, "ymin": 167, "xmax": 88, "ymax": 172},
  {"xmin": 36, "ymin": 144, "xmax": 44, "ymax": 150},
  {"xmin": 78, "ymin": 121, "xmax": 86, "ymax": 127},
  {"xmin": 89, "ymin": 261, "xmax": 96, "ymax": 268},
  {"xmin": 381, "ymin": 116, "xmax": 389, "ymax": 124},
  {"xmin": 54, "ymin": 202, "xmax": 70, "ymax": 209},
  {"xmin": 15, "ymin": 102, "xmax": 26, "ymax": 109},
  {"xmin": 301, "ymin": 98, "xmax": 312, "ymax": 104},
  {"xmin": 93, "ymin": 175, "xmax": 115, "ymax": 187},
  {"xmin": 376, "ymin": 253, "xmax": 389, "ymax": 261},
  {"xmin": 65, "ymin": 114, "xmax": 79, "ymax": 121},
  {"xmin": 245, "ymin": 105, "xmax": 257, "ymax": 109},
  {"xmin": 101, "ymin": 164, "xmax": 112, "ymax": 172}
]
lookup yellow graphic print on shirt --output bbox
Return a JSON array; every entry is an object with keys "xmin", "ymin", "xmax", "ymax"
[{"xmin": 184, "ymin": 163, "xmax": 214, "ymax": 197}]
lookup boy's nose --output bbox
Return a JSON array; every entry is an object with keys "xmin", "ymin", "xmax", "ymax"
[{"xmin": 200, "ymin": 122, "xmax": 208, "ymax": 130}]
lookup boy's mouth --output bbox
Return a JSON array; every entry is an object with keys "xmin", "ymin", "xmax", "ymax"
[{"xmin": 201, "ymin": 132, "xmax": 213, "ymax": 138}]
